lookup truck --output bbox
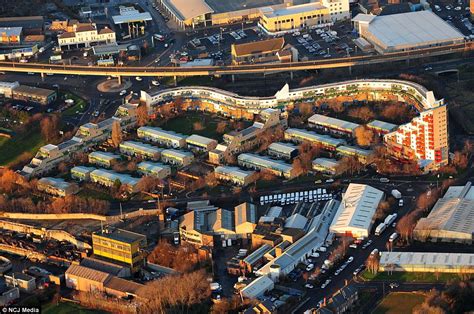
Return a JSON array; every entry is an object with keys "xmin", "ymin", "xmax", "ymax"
[
  {"xmin": 375, "ymin": 222, "xmax": 387, "ymax": 236},
  {"xmin": 389, "ymin": 232, "xmax": 399, "ymax": 242},
  {"xmin": 384, "ymin": 214, "xmax": 398, "ymax": 226},
  {"xmin": 391, "ymin": 189, "xmax": 402, "ymax": 199}
]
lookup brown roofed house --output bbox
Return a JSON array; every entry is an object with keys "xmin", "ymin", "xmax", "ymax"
[{"xmin": 231, "ymin": 38, "xmax": 296, "ymax": 65}]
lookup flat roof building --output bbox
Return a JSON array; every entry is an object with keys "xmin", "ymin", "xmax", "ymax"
[
  {"xmin": 259, "ymin": 3, "xmax": 330, "ymax": 34},
  {"xmin": 336, "ymin": 145, "xmax": 373, "ymax": 164},
  {"xmin": 71, "ymin": 166, "xmax": 96, "ymax": 182},
  {"xmin": 90, "ymin": 169, "xmax": 139, "ymax": 192},
  {"xmin": 186, "ymin": 134, "xmax": 218, "ymax": 152},
  {"xmin": 215, "ymin": 165, "xmax": 256, "ymax": 187},
  {"xmin": 92, "ymin": 229, "xmax": 147, "ymax": 273},
  {"xmin": 37, "ymin": 177, "xmax": 79, "ymax": 197},
  {"xmin": 308, "ymin": 114, "xmax": 360, "ymax": 137},
  {"xmin": 352, "ymin": 11, "xmax": 465, "ymax": 54},
  {"xmin": 12, "ymin": 85, "xmax": 56, "ymax": 105},
  {"xmin": 5, "ymin": 272, "xmax": 36, "ymax": 293},
  {"xmin": 119, "ymin": 140, "xmax": 163, "ymax": 161},
  {"xmin": 161, "ymin": 149, "xmax": 194, "ymax": 167},
  {"xmin": 284, "ymin": 128, "xmax": 346, "ymax": 151},
  {"xmin": 137, "ymin": 126, "xmax": 186, "ymax": 148},
  {"xmin": 0, "ymin": 27, "xmax": 22, "ymax": 44},
  {"xmin": 88, "ymin": 151, "xmax": 120, "ymax": 168},
  {"xmin": 414, "ymin": 182, "xmax": 474, "ymax": 244},
  {"xmin": 330, "ymin": 184, "xmax": 384, "ymax": 238},
  {"xmin": 238, "ymin": 153, "xmax": 295, "ymax": 179},
  {"xmin": 312, "ymin": 157, "xmax": 339, "ymax": 174},
  {"xmin": 235, "ymin": 202, "xmax": 258, "ymax": 236},
  {"xmin": 379, "ymin": 251, "xmax": 474, "ymax": 273},
  {"xmin": 267, "ymin": 142, "xmax": 298, "ymax": 160},
  {"xmin": 0, "ymin": 81, "xmax": 19, "ymax": 98},
  {"xmin": 366, "ymin": 119, "xmax": 398, "ymax": 134},
  {"xmin": 137, "ymin": 161, "xmax": 171, "ymax": 179},
  {"xmin": 241, "ymin": 275, "xmax": 274, "ymax": 299}
]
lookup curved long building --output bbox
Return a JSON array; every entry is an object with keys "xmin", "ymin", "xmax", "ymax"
[{"xmin": 142, "ymin": 79, "xmax": 449, "ymax": 170}]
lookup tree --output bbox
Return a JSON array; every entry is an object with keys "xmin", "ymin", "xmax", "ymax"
[
  {"xmin": 136, "ymin": 104, "xmax": 149, "ymax": 127},
  {"xmin": 40, "ymin": 115, "xmax": 59, "ymax": 142},
  {"xmin": 136, "ymin": 176, "xmax": 163, "ymax": 193},
  {"xmin": 354, "ymin": 126, "xmax": 375, "ymax": 147},
  {"xmin": 216, "ymin": 121, "xmax": 227, "ymax": 134},
  {"xmin": 193, "ymin": 121, "xmax": 205, "ymax": 131},
  {"xmin": 111, "ymin": 120, "xmax": 122, "ymax": 148},
  {"xmin": 366, "ymin": 253, "xmax": 380, "ymax": 274},
  {"xmin": 348, "ymin": 107, "xmax": 375, "ymax": 122},
  {"xmin": 137, "ymin": 270, "xmax": 211, "ymax": 314}
]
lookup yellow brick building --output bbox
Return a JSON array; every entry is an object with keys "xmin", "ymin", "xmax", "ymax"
[
  {"xmin": 92, "ymin": 229, "xmax": 147, "ymax": 273},
  {"xmin": 259, "ymin": 3, "xmax": 330, "ymax": 33}
]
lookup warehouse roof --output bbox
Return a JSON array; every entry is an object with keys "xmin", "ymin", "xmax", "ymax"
[
  {"xmin": 308, "ymin": 114, "xmax": 360, "ymax": 132},
  {"xmin": 80, "ymin": 257, "xmax": 126, "ymax": 276},
  {"xmin": 161, "ymin": 0, "xmax": 214, "ymax": 21},
  {"xmin": 104, "ymin": 276, "xmax": 144, "ymax": 295},
  {"xmin": 65, "ymin": 264, "xmax": 110, "ymax": 283},
  {"xmin": 336, "ymin": 145, "xmax": 373, "ymax": 157},
  {"xmin": 232, "ymin": 38, "xmax": 285, "ymax": 57},
  {"xmin": 285, "ymin": 213, "xmax": 308, "ymax": 230},
  {"xmin": 112, "ymin": 9, "xmax": 152, "ymax": 24},
  {"xmin": 330, "ymin": 184, "xmax": 384, "ymax": 234},
  {"xmin": 13, "ymin": 85, "xmax": 55, "ymax": 97},
  {"xmin": 241, "ymin": 275, "xmax": 274, "ymax": 298},
  {"xmin": 243, "ymin": 244, "xmax": 272, "ymax": 266},
  {"xmin": 414, "ymin": 182, "xmax": 474, "ymax": 238},
  {"xmin": 366, "ymin": 120, "xmax": 398, "ymax": 132},
  {"xmin": 379, "ymin": 251, "xmax": 474, "ymax": 268},
  {"xmin": 354, "ymin": 11, "xmax": 464, "ymax": 49},
  {"xmin": 71, "ymin": 166, "xmax": 96, "ymax": 174}
]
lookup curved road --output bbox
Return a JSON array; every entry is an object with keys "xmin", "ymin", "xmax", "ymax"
[{"xmin": 1, "ymin": 42, "xmax": 472, "ymax": 77}]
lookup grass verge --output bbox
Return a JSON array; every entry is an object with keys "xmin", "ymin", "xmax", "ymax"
[
  {"xmin": 373, "ymin": 292, "xmax": 425, "ymax": 314},
  {"xmin": 360, "ymin": 270, "xmax": 464, "ymax": 282},
  {"xmin": 0, "ymin": 125, "xmax": 45, "ymax": 166}
]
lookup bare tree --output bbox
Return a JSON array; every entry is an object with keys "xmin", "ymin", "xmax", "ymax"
[{"xmin": 111, "ymin": 120, "xmax": 122, "ymax": 148}]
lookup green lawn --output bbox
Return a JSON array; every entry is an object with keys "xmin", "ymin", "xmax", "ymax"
[
  {"xmin": 361, "ymin": 270, "xmax": 464, "ymax": 282},
  {"xmin": 0, "ymin": 126, "xmax": 45, "ymax": 166},
  {"xmin": 373, "ymin": 292, "xmax": 425, "ymax": 314},
  {"xmin": 160, "ymin": 112, "xmax": 241, "ymax": 141},
  {"xmin": 78, "ymin": 187, "xmax": 115, "ymax": 201},
  {"xmin": 43, "ymin": 301, "xmax": 108, "ymax": 314},
  {"xmin": 61, "ymin": 93, "xmax": 87, "ymax": 117}
]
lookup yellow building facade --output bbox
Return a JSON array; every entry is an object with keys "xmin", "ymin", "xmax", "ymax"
[
  {"xmin": 92, "ymin": 229, "xmax": 147, "ymax": 273},
  {"xmin": 259, "ymin": 3, "xmax": 330, "ymax": 33}
]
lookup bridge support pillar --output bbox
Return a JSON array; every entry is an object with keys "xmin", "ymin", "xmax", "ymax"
[
  {"xmin": 231, "ymin": 74, "xmax": 235, "ymax": 83},
  {"xmin": 348, "ymin": 66, "xmax": 352, "ymax": 76},
  {"xmin": 40, "ymin": 72, "xmax": 45, "ymax": 81},
  {"xmin": 117, "ymin": 76, "xmax": 122, "ymax": 85},
  {"xmin": 406, "ymin": 58, "xmax": 410, "ymax": 66},
  {"xmin": 290, "ymin": 71, "xmax": 293, "ymax": 80},
  {"xmin": 174, "ymin": 76, "xmax": 177, "ymax": 86}
]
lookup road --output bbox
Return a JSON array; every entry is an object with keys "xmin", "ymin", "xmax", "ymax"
[{"xmin": 0, "ymin": 42, "xmax": 472, "ymax": 77}]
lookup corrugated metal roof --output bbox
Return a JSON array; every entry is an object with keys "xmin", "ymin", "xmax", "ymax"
[{"xmin": 65, "ymin": 264, "xmax": 110, "ymax": 283}]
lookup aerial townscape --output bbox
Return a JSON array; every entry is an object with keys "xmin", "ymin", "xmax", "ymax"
[{"xmin": 0, "ymin": 0, "xmax": 474, "ymax": 313}]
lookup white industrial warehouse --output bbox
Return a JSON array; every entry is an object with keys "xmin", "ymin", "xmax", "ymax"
[
  {"xmin": 330, "ymin": 184, "xmax": 384, "ymax": 237},
  {"xmin": 379, "ymin": 251, "xmax": 474, "ymax": 273},
  {"xmin": 414, "ymin": 182, "xmax": 474, "ymax": 244},
  {"xmin": 352, "ymin": 11, "xmax": 465, "ymax": 54}
]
